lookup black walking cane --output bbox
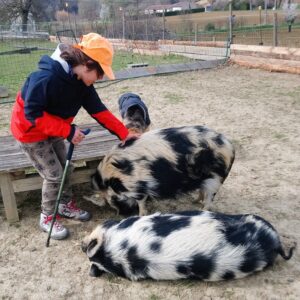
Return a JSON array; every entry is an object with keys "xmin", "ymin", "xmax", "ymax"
[{"xmin": 46, "ymin": 128, "xmax": 91, "ymax": 247}]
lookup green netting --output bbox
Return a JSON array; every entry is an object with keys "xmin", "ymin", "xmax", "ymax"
[
  {"xmin": 0, "ymin": 25, "xmax": 230, "ymax": 103},
  {"xmin": 0, "ymin": 35, "xmax": 201, "ymax": 103},
  {"xmin": 0, "ymin": 37, "xmax": 56, "ymax": 99}
]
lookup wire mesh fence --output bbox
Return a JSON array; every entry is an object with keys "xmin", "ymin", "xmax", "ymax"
[
  {"xmin": 0, "ymin": 35, "xmax": 56, "ymax": 99},
  {"xmin": 0, "ymin": 21, "xmax": 229, "ymax": 102},
  {"xmin": 232, "ymin": 24, "xmax": 300, "ymax": 47},
  {"xmin": 0, "ymin": 34, "xmax": 215, "ymax": 103},
  {"xmin": 1, "ymin": 9, "xmax": 299, "ymax": 102}
]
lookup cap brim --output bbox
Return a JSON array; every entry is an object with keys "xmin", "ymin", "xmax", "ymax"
[{"xmin": 100, "ymin": 64, "xmax": 115, "ymax": 80}]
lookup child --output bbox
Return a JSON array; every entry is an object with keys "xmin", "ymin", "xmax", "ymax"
[{"xmin": 10, "ymin": 33, "xmax": 134, "ymax": 240}]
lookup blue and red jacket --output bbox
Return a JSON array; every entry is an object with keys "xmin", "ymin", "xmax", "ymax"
[{"xmin": 11, "ymin": 55, "xmax": 128, "ymax": 143}]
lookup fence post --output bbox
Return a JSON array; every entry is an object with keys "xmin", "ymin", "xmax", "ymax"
[
  {"xmin": 259, "ymin": 6, "xmax": 263, "ymax": 45},
  {"xmin": 194, "ymin": 23, "xmax": 198, "ymax": 44},
  {"xmin": 229, "ymin": 1, "xmax": 233, "ymax": 44},
  {"xmin": 122, "ymin": 10, "xmax": 125, "ymax": 40},
  {"xmin": 162, "ymin": 10, "xmax": 166, "ymax": 41},
  {"xmin": 74, "ymin": 15, "xmax": 77, "ymax": 38},
  {"xmin": 264, "ymin": 0, "xmax": 268, "ymax": 25},
  {"xmin": 273, "ymin": 12, "xmax": 278, "ymax": 47},
  {"xmin": 145, "ymin": 15, "xmax": 148, "ymax": 41}
]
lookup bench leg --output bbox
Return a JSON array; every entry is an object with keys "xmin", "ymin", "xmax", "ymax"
[{"xmin": 0, "ymin": 173, "xmax": 19, "ymax": 223}]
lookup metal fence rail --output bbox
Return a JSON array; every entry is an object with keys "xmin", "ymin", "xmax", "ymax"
[
  {"xmin": 0, "ymin": 36, "xmax": 56, "ymax": 99},
  {"xmin": 1, "ymin": 12, "xmax": 299, "ymax": 102},
  {"xmin": 0, "ymin": 23, "xmax": 229, "ymax": 102}
]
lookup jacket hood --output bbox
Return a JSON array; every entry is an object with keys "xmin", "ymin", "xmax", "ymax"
[
  {"xmin": 38, "ymin": 55, "xmax": 78, "ymax": 84},
  {"xmin": 51, "ymin": 43, "xmax": 70, "ymax": 73}
]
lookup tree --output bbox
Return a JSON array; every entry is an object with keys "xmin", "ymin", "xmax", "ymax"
[
  {"xmin": 0, "ymin": 0, "xmax": 60, "ymax": 27},
  {"xmin": 56, "ymin": 10, "xmax": 69, "ymax": 23},
  {"xmin": 78, "ymin": 0, "xmax": 100, "ymax": 20},
  {"xmin": 283, "ymin": 0, "xmax": 298, "ymax": 32},
  {"xmin": 31, "ymin": 0, "xmax": 60, "ymax": 22},
  {"xmin": 0, "ymin": 0, "xmax": 32, "ymax": 27}
]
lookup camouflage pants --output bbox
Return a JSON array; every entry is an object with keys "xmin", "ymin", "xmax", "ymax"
[{"xmin": 17, "ymin": 137, "xmax": 74, "ymax": 215}]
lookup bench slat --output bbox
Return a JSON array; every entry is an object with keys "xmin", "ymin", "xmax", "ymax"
[
  {"xmin": 12, "ymin": 168, "xmax": 95, "ymax": 193},
  {"xmin": 0, "ymin": 123, "xmax": 119, "ymax": 172},
  {"xmin": 0, "ymin": 123, "xmax": 120, "ymax": 223}
]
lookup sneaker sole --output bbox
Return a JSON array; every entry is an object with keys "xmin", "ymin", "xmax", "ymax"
[
  {"xmin": 40, "ymin": 226, "xmax": 69, "ymax": 240},
  {"xmin": 58, "ymin": 213, "xmax": 92, "ymax": 222}
]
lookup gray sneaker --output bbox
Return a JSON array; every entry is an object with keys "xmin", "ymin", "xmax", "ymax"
[
  {"xmin": 39, "ymin": 213, "xmax": 69, "ymax": 240},
  {"xmin": 58, "ymin": 200, "xmax": 91, "ymax": 221}
]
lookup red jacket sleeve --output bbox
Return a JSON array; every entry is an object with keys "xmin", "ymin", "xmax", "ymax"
[
  {"xmin": 82, "ymin": 86, "xmax": 128, "ymax": 140},
  {"xmin": 92, "ymin": 110, "xmax": 128, "ymax": 140},
  {"xmin": 34, "ymin": 112, "xmax": 72, "ymax": 139}
]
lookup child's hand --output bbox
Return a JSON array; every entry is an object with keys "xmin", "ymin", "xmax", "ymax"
[
  {"xmin": 72, "ymin": 128, "xmax": 85, "ymax": 144},
  {"xmin": 121, "ymin": 132, "xmax": 141, "ymax": 146},
  {"xmin": 126, "ymin": 128, "xmax": 142, "ymax": 140},
  {"xmin": 126, "ymin": 132, "xmax": 141, "ymax": 140}
]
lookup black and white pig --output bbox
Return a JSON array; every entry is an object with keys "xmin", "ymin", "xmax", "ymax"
[
  {"xmin": 81, "ymin": 210, "xmax": 295, "ymax": 281},
  {"xmin": 90, "ymin": 125, "xmax": 235, "ymax": 215}
]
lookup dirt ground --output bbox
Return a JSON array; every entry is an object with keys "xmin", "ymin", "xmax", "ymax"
[{"xmin": 0, "ymin": 64, "xmax": 299, "ymax": 300}]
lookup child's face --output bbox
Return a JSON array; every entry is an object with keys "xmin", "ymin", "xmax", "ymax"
[{"xmin": 76, "ymin": 65, "xmax": 104, "ymax": 86}]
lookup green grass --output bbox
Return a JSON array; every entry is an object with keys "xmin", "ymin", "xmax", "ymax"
[
  {"xmin": 272, "ymin": 132, "xmax": 288, "ymax": 140},
  {"xmin": 164, "ymin": 92, "xmax": 184, "ymax": 104},
  {"xmin": 0, "ymin": 39, "xmax": 56, "ymax": 96},
  {"xmin": 149, "ymin": 295, "xmax": 161, "ymax": 300},
  {"xmin": 285, "ymin": 88, "xmax": 300, "ymax": 100},
  {"xmin": 277, "ymin": 87, "xmax": 300, "ymax": 104},
  {"xmin": 113, "ymin": 51, "xmax": 192, "ymax": 70},
  {"xmin": 0, "ymin": 40, "xmax": 191, "ymax": 99}
]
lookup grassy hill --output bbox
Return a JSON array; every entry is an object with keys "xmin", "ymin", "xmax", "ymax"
[{"xmin": 164, "ymin": 10, "xmax": 291, "ymax": 31}]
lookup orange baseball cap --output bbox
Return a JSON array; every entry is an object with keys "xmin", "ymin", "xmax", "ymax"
[{"xmin": 74, "ymin": 33, "xmax": 115, "ymax": 80}]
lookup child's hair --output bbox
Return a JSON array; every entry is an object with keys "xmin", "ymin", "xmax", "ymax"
[{"xmin": 59, "ymin": 44, "xmax": 104, "ymax": 78}]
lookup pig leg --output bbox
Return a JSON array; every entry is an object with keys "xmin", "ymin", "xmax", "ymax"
[
  {"xmin": 137, "ymin": 195, "xmax": 149, "ymax": 216},
  {"xmin": 198, "ymin": 177, "xmax": 222, "ymax": 210}
]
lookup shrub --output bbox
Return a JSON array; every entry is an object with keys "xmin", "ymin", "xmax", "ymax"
[{"xmin": 205, "ymin": 23, "xmax": 216, "ymax": 31}]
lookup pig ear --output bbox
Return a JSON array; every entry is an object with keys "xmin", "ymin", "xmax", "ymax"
[
  {"xmin": 87, "ymin": 239, "xmax": 98, "ymax": 254},
  {"xmin": 92, "ymin": 170, "xmax": 106, "ymax": 190},
  {"xmin": 86, "ymin": 230, "xmax": 105, "ymax": 258},
  {"xmin": 87, "ymin": 238, "xmax": 102, "ymax": 258},
  {"xmin": 107, "ymin": 177, "xmax": 128, "ymax": 194},
  {"xmin": 86, "ymin": 225, "xmax": 105, "ymax": 258}
]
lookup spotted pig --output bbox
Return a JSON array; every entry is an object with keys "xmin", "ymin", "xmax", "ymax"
[
  {"xmin": 82, "ymin": 210, "xmax": 295, "ymax": 281},
  {"xmin": 91, "ymin": 125, "xmax": 235, "ymax": 215}
]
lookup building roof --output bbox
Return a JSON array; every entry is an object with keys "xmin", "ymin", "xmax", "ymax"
[
  {"xmin": 196, "ymin": 0, "xmax": 213, "ymax": 7},
  {"xmin": 146, "ymin": 1, "xmax": 198, "ymax": 12}
]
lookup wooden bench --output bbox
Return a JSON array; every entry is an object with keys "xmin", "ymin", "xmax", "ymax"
[{"xmin": 0, "ymin": 123, "xmax": 118, "ymax": 223}]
